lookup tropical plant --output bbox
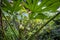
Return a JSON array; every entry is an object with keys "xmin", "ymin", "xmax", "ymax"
[{"xmin": 0, "ymin": 0, "xmax": 60, "ymax": 40}]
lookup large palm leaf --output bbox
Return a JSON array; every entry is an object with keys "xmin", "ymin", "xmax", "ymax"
[
  {"xmin": 2, "ymin": 0, "xmax": 22, "ymax": 13},
  {"xmin": 23, "ymin": 0, "xmax": 60, "ymax": 19}
]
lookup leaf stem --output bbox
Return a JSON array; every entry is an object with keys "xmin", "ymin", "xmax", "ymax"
[{"xmin": 28, "ymin": 12, "xmax": 60, "ymax": 40}]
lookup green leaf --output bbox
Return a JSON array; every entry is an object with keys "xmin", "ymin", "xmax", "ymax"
[
  {"xmin": 29, "ymin": 12, "xmax": 47, "ymax": 19},
  {"xmin": 23, "ymin": 0, "xmax": 60, "ymax": 12},
  {"xmin": 2, "ymin": 0, "xmax": 12, "ymax": 12},
  {"xmin": 23, "ymin": 0, "xmax": 60, "ymax": 19},
  {"xmin": 11, "ymin": 0, "xmax": 21, "ymax": 13},
  {"xmin": 43, "ymin": 2, "xmax": 60, "ymax": 12}
]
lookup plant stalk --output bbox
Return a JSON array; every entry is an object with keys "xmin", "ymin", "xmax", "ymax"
[{"xmin": 28, "ymin": 12, "xmax": 60, "ymax": 40}]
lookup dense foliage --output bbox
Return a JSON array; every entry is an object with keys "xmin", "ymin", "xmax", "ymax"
[{"xmin": 0, "ymin": 0, "xmax": 60, "ymax": 40}]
